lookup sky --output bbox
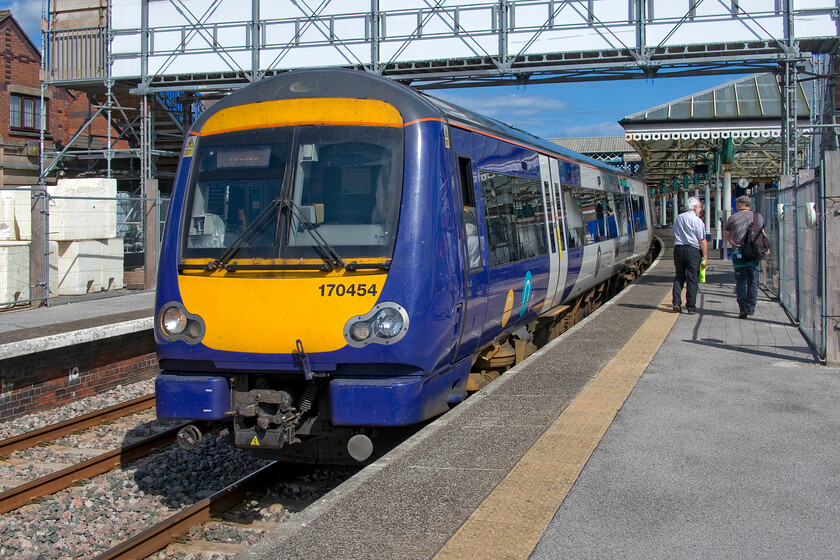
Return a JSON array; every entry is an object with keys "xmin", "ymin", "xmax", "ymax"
[
  {"xmin": 2, "ymin": 2, "xmax": 747, "ymax": 139},
  {"xmin": 430, "ymin": 77, "xmax": 741, "ymax": 139}
]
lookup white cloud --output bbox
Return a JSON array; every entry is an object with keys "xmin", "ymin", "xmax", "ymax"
[
  {"xmin": 430, "ymin": 90, "xmax": 623, "ymax": 138},
  {"xmin": 556, "ymin": 121, "xmax": 625, "ymax": 138},
  {"xmin": 2, "ymin": 1, "xmax": 42, "ymax": 49},
  {"xmin": 428, "ymin": 90, "xmax": 580, "ymax": 139}
]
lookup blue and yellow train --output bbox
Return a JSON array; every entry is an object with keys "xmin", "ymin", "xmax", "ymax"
[{"xmin": 154, "ymin": 68, "xmax": 653, "ymax": 462}]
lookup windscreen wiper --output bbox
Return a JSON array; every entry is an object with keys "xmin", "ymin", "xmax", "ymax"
[
  {"xmin": 206, "ymin": 197, "xmax": 282, "ymax": 271},
  {"xmin": 345, "ymin": 260, "xmax": 391, "ymax": 271},
  {"xmin": 281, "ymin": 198, "xmax": 347, "ymax": 271}
]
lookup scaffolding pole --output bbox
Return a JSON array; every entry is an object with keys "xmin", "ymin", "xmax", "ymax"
[{"xmin": 780, "ymin": 0, "xmax": 799, "ymax": 175}]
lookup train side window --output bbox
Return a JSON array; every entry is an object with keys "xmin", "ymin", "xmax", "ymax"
[
  {"xmin": 631, "ymin": 195, "xmax": 648, "ymax": 232},
  {"xmin": 458, "ymin": 156, "xmax": 483, "ymax": 272},
  {"xmin": 562, "ymin": 185, "xmax": 598, "ymax": 247},
  {"xmin": 480, "ymin": 170, "xmax": 548, "ymax": 267},
  {"xmin": 589, "ymin": 191, "xmax": 614, "ymax": 241},
  {"xmin": 607, "ymin": 193, "xmax": 629, "ymax": 238}
]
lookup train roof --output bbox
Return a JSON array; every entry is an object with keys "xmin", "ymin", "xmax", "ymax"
[
  {"xmin": 192, "ymin": 68, "xmax": 441, "ymax": 132},
  {"xmin": 193, "ymin": 68, "xmax": 637, "ymax": 182}
]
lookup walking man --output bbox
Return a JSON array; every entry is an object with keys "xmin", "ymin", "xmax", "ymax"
[
  {"xmin": 724, "ymin": 195, "xmax": 765, "ymax": 319},
  {"xmin": 671, "ymin": 197, "xmax": 707, "ymax": 314}
]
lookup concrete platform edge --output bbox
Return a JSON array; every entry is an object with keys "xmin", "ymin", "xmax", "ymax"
[{"xmin": 0, "ymin": 317, "xmax": 153, "ymax": 360}]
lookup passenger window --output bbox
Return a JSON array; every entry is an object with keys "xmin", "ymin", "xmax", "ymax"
[
  {"xmin": 480, "ymin": 170, "xmax": 548, "ymax": 267},
  {"xmin": 631, "ymin": 195, "xmax": 648, "ymax": 232},
  {"xmin": 615, "ymin": 194, "xmax": 629, "ymax": 237},
  {"xmin": 564, "ymin": 186, "xmax": 632, "ymax": 245},
  {"xmin": 604, "ymin": 193, "xmax": 629, "ymax": 239}
]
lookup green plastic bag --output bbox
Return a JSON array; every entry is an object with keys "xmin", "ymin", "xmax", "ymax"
[{"xmin": 699, "ymin": 259, "xmax": 706, "ymax": 283}]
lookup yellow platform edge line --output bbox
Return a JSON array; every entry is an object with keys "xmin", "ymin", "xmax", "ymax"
[{"xmin": 433, "ymin": 294, "xmax": 679, "ymax": 560}]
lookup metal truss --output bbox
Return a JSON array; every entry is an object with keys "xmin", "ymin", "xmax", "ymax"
[
  {"xmin": 41, "ymin": 1, "xmax": 838, "ymax": 91},
  {"xmin": 39, "ymin": 0, "xmax": 839, "ymax": 190}
]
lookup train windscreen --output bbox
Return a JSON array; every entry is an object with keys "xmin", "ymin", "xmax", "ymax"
[{"xmin": 180, "ymin": 126, "xmax": 404, "ymax": 265}]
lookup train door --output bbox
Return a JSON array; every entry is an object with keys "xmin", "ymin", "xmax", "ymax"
[
  {"xmin": 614, "ymin": 185, "xmax": 634, "ymax": 263},
  {"xmin": 623, "ymin": 186, "xmax": 636, "ymax": 258},
  {"xmin": 450, "ymin": 129, "xmax": 489, "ymax": 362},
  {"xmin": 539, "ymin": 155, "xmax": 568, "ymax": 312}
]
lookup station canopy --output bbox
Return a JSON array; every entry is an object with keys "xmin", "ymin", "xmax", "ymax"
[{"xmin": 621, "ymin": 73, "xmax": 811, "ymax": 188}]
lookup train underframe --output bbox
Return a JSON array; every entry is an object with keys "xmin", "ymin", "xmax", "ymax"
[{"xmin": 469, "ymin": 246, "xmax": 658, "ymax": 390}]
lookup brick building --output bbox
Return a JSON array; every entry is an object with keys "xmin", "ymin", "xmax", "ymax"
[{"xmin": 1, "ymin": 9, "xmax": 123, "ymax": 189}]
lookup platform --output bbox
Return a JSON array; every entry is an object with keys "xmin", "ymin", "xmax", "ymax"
[
  {"xmin": 0, "ymin": 290, "xmax": 154, "ymax": 355},
  {"xmin": 0, "ymin": 290, "xmax": 156, "ymax": 422},
  {"xmin": 236, "ymin": 234, "xmax": 839, "ymax": 560}
]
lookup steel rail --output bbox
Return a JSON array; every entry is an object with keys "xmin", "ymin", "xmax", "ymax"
[
  {"xmin": 91, "ymin": 461, "xmax": 282, "ymax": 560},
  {"xmin": 0, "ymin": 394, "xmax": 156, "ymax": 456},
  {"xmin": 0, "ymin": 422, "xmax": 191, "ymax": 515}
]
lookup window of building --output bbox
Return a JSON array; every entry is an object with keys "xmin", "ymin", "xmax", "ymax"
[
  {"xmin": 10, "ymin": 94, "xmax": 43, "ymax": 130},
  {"xmin": 480, "ymin": 170, "xmax": 547, "ymax": 267}
]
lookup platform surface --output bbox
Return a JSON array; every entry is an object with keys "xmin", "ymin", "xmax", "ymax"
[
  {"xmin": 529, "ymin": 244, "xmax": 838, "ymax": 559},
  {"xmin": 0, "ymin": 290, "xmax": 154, "ymax": 351}
]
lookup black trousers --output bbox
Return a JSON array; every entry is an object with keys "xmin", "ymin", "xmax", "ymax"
[{"xmin": 673, "ymin": 244, "xmax": 702, "ymax": 309}]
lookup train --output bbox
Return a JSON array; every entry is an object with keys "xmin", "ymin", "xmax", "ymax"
[{"xmin": 154, "ymin": 68, "xmax": 654, "ymax": 463}]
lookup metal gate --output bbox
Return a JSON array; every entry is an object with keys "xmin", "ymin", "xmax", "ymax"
[{"xmin": 772, "ymin": 170, "xmax": 825, "ymax": 359}]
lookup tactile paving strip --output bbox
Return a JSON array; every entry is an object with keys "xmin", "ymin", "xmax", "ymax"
[{"xmin": 434, "ymin": 292, "xmax": 679, "ymax": 560}]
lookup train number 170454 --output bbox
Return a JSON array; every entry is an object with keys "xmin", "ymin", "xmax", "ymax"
[{"xmin": 317, "ymin": 283, "xmax": 378, "ymax": 297}]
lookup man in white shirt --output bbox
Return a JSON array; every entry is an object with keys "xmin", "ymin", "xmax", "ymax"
[{"xmin": 671, "ymin": 196, "xmax": 708, "ymax": 314}]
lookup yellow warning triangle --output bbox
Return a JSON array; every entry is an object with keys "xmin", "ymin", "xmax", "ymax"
[
  {"xmin": 185, "ymin": 137, "xmax": 196, "ymax": 148},
  {"xmin": 250, "ymin": 435, "xmax": 260, "ymax": 446}
]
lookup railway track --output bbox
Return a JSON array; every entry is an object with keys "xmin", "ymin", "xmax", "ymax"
[
  {"xmin": 0, "ymin": 394, "xmax": 193, "ymax": 515},
  {"xmin": 0, "ymin": 394, "xmax": 156, "ymax": 456},
  {"xmin": 93, "ymin": 462, "xmax": 356, "ymax": 560},
  {"xmin": 0, "ymin": 388, "xmax": 357, "ymax": 559},
  {"xmin": 0, "ymin": 422, "xmax": 190, "ymax": 515},
  {"xmin": 92, "ymin": 461, "xmax": 285, "ymax": 560}
]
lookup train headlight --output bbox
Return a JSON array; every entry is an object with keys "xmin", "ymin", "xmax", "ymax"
[
  {"xmin": 373, "ymin": 308, "xmax": 403, "ymax": 338},
  {"xmin": 157, "ymin": 302, "xmax": 206, "ymax": 345},
  {"xmin": 344, "ymin": 303, "xmax": 409, "ymax": 347},
  {"xmin": 162, "ymin": 307, "xmax": 187, "ymax": 335},
  {"xmin": 349, "ymin": 321, "xmax": 372, "ymax": 342}
]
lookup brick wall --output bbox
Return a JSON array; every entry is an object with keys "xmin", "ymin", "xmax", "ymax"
[
  {"xmin": 0, "ymin": 19, "xmax": 39, "ymax": 89},
  {"xmin": 0, "ymin": 330, "xmax": 159, "ymax": 422},
  {"xmin": 1, "ymin": 12, "xmax": 129, "ymax": 188}
]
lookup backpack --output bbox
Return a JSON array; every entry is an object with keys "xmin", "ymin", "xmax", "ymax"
[{"xmin": 741, "ymin": 212, "xmax": 770, "ymax": 261}]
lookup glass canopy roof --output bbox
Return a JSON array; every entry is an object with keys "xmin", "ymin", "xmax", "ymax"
[
  {"xmin": 622, "ymin": 73, "xmax": 810, "ymax": 124},
  {"xmin": 620, "ymin": 73, "xmax": 817, "ymax": 185}
]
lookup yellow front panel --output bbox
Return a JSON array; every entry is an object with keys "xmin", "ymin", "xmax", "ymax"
[
  {"xmin": 178, "ymin": 274, "xmax": 387, "ymax": 354},
  {"xmin": 200, "ymin": 98, "xmax": 404, "ymax": 136}
]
